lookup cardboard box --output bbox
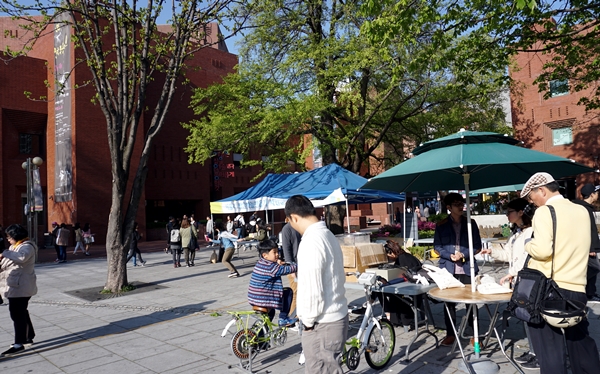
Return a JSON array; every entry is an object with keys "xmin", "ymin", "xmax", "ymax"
[
  {"xmin": 365, "ymin": 267, "xmax": 404, "ymax": 281},
  {"xmin": 343, "ymin": 243, "xmax": 388, "ymax": 282}
]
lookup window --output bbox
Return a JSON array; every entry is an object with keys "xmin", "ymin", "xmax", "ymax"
[
  {"xmin": 233, "ymin": 153, "xmax": 243, "ymax": 167},
  {"xmin": 549, "ymin": 79, "xmax": 569, "ymax": 97},
  {"xmin": 19, "ymin": 134, "xmax": 33, "ymax": 154},
  {"xmin": 552, "ymin": 127, "xmax": 572, "ymax": 146}
]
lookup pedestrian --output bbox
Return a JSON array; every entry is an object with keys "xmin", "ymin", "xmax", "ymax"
[
  {"xmin": 126, "ymin": 222, "xmax": 146, "ymax": 267},
  {"xmin": 51, "ymin": 222, "xmax": 60, "ymax": 262},
  {"xmin": 521, "ymin": 172, "xmax": 600, "ymax": 374},
  {"xmin": 423, "ymin": 205, "xmax": 430, "ymax": 220},
  {"xmin": 168, "ymin": 220, "xmax": 182, "ymax": 268},
  {"xmin": 0, "ymin": 224, "xmax": 36, "ymax": 357},
  {"xmin": 284, "ymin": 195, "xmax": 348, "ymax": 374},
  {"xmin": 82, "ymin": 223, "xmax": 92, "ymax": 256},
  {"xmin": 214, "ymin": 224, "xmax": 240, "ymax": 278},
  {"xmin": 479, "ymin": 198, "xmax": 537, "ymax": 368},
  {"xmin": 205, "ymin": 215, "xmax": 214, "ymax": 241},
  {"xmin": 233, "ymin": 213, "xmax": 245, "ymax": 239},
  {"xmin": 572, "ymin": 183, "xmax": 600, "ymax": 302},
  {"xmin": 433, "ymin": 192, "xmax": 482, "ymax": 347},
  {"xmin": 165, "ymin": 216, "xmax": 175, "ymax": 254},
  {"xmin": 72, "ymin": 223, "xmax": 85, "ymax": 255},
  {"xmin": 56, "ymin": 223, "xmax": 70, "ymax": 263},
  {"xmin": 280, "ymin": 222, "xmax": 301, "ymax": 317},
  {"xmin": 180, "ymin": 218, "xmax": 198, "ymax": 267},
  {"xmin": 226, "ymin": 215, "xmax": 234, "ymax": 233},
  {"xmin": 394, "ymin": 207, "xmax": 401, "ymax": 224},
  {"xmin": 248, "ymin": 239, "xmax": 298, "ymax": 326}
]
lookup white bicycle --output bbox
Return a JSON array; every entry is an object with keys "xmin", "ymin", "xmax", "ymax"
[{"xmin": 340, "ymin": 271, "xmax": 396, "ymax": 371}]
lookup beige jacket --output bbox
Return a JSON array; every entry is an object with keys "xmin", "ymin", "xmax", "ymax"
[
  {"xmin": 525, "ymin": 196, "xmax": 590, "ymax": 293},
  {"xmin": 0, "ymin": 240, "xmax": 38, "ymax": 298}
]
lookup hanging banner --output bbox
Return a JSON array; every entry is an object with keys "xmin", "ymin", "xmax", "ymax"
[
  {"xmin": 53, "ymin": 13, "xmax": 73, "ymax": 202},
  {"xmin": 32, "ymin": 168, "xmax": 44, "ymax": 212}
]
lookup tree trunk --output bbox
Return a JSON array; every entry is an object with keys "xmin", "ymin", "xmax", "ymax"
[
  {"xmin": 104, "ymin": 182, "xmax": 128, "ymax": 292},
  {"xmin": 326, "ymin": 205, "xmax": 346, "ymax": 235}
]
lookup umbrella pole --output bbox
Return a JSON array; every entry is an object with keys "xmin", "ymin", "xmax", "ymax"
[
  {"xmin": 403, "ymin": 204, "xmax": 406, "ymax": 248},
  {"xmin": 463, "ymin": 174, "xmax": 500, "ymax": 374}
]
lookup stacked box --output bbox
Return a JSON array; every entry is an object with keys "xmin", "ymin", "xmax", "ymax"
[{"xmin": 342, "ymin": 243, "xmax": 388, "ymax": 282}]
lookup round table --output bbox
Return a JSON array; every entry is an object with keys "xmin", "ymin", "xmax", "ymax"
[{"xmin": 428, "ymin": 287, "xmax": 521, "ymax": 374}]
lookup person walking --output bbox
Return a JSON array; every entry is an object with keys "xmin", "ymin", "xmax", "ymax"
[
  {"xmin": 72, "ymin": 223, "xmax": 85, "ymax": 255},
  {"xmin": 226, "ymin": 215, "xmax": 234, "ymax": 233},
  {"xmin": 180, "ymin": 218, "xmax": 198, "ymax": 267},
  {"xmin": 206, "ymin": 215, "xmax": 214, "ymax": 242},
  {"xmin": 285, "ymin": 195, "xmax": 348, "ymax": 374},
  {"xmin": 521, "ymin": 172, "xmax": 600, "ymax": 374},
  {"xmin": 56, "ymin": 223, "xmax": 70, "ymax": 263},
  {"xmin": 433, "ymin": 192, "xmax": 482, "ymax": 347},
  {"xmin": 51, "ymin": 222, "xmax": 60, "ymax": 262},
  {"xmin": 0, "ymin": 224, "xmax": 37, "ymax": 356},
  {"xmin": 126, "ymin": 222, "xmax": 146, "ymax": 267},
  {"xmin": 82, "ymin": 223, "xmax": 92, "ymax": 256},
  {"xmin": 168, "ymin": 220, "xmax": 182, "ymax": 268},
  {"xmin": 572, "ymin": 183, "xmax": 600, "ymax": 302},
  {"xmin": 280, "ymin": 222, "xmax": 301, "ymax": 318},
  {"xmin": 165, "ymin": 216, "xmax": 175, "ymax": 254}
]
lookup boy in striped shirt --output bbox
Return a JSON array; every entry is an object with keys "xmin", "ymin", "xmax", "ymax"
[{"xmin": 248, "ymin": 239, "xmax": 298, "ymax": 326}]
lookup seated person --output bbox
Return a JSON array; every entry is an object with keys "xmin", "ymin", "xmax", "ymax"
[
  {"xmin": 248, "ymin": 239, "xmax": 298, "ymax": 326},
  {"xmin": 371, "ymin": 240, "xmax": 424, "ymax": 327}
]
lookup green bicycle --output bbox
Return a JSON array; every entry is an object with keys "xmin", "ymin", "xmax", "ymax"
[{"xmin": 221, "ymin": 306, "xmax": 291, "ymax": 373}]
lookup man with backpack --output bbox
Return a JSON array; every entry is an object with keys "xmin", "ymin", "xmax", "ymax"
[
  {"xmin": 165, "ymin": 216, "xmax": 175, "ymax": 254},
  {"xmin": 522, "ymin": 172, "xmax": 600, "ymax": 374}
]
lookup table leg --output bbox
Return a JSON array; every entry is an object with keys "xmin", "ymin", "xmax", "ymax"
[
  {"xmin": 444, "ymin": 303, "xmax": 476, "ymax": 374},
  {"xmin": 493, "ymin": 323, "xmax": 525, "ymax": 374},
  {"xmin": 401, "ymin": 296, "xmax": 438, "ymax": 362}
]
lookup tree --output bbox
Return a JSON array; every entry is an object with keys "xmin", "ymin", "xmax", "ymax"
[
  {"xmin": 184, "ymin": 0, "xmax": 512, "ymax": 178},
  {"xmin": 1, "ymin": 0, "xmax": 245, "ymax": 291}
]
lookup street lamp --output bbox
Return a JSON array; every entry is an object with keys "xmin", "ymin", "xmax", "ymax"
[{"xmin": 22, "ymin": 156, "xmax": 43, "ymax": 262}]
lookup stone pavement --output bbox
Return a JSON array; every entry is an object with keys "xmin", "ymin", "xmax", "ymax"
[{"xmin": 1, "ymin": 241, "xmax": 599, "ymax": 373}]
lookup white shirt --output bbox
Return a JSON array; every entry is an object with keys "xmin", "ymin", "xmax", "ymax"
[
  {"xmin": 296, "ymin": 221, "xmax": 348, "ymax": 327},
  {"xmin": 234, "ymin": 214, "xmax": 245, "ymax": 226}
]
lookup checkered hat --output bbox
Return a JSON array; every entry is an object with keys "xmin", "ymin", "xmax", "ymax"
[{"xmin": 520, "ymin": 172, "xmax": 555, "ymax": 198}]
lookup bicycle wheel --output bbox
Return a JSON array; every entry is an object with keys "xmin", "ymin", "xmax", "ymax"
[
  {"xmin": 231, "ymin": 329, "xmax": 257, "ymax": 359},
  {"xmin": 364, "ymin": 319, "xmax": 395, "ymax": 370}
]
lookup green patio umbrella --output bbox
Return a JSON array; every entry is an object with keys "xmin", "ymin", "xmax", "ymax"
[
  {"xmin": 471, "ymin": 184, "xmax": 525, "ymax": 194},
  {"xmin": 362, "ymin": 129, "xmax": 596, "ymax": 372}
]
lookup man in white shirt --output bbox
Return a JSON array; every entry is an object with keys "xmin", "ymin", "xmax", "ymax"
[{"xmin": 284, "ymin": 195, "xmax": 348, "ymax": 374}]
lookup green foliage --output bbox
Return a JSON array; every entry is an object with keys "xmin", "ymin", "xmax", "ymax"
[
  {"xmin": 210, "ymin": 312, "xmax": 221, "ymax": 317},
  {"xmin": 428, "ymin": 213, "xmax": 448, "ymax": 224},
  {"xmin": 184, "ymin": 0, "xmax": 512, "ymax": 176},
  {"xmin": 409, "ymin": 246, "xmax": 428, "ymax": 260},
  {"xmin": 418, "ymin": 230, "xmax": 435, "ymax": 239}
]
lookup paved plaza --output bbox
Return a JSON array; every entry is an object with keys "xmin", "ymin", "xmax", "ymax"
[{"xmin": 1, "ymin": 241, "xmax": 599, "ymax": 373}]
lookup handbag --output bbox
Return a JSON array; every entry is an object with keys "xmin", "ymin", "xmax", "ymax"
[{"xmin": 189, "ymin": 228, "xmax": 198, "ymax": 250}]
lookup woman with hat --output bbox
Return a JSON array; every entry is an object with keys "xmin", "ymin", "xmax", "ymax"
[{"xmin": 480, "ymin": 198, "xmax": 537, "ymax": 368}]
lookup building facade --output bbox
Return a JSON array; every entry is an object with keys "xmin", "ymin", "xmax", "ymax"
[
  {"xmin": 0, "ymin": 18, "xmax": 262, "ymax": 245},
  {"xmin": 510, "ymin": 49, "xmax": 600, "ymax": 198}
]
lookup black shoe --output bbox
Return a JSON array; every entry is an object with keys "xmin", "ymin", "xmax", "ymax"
[
  {"xmin": 1, "ymin": 345, "xmax": 24, "ymax": 356},
  {"xmin": 520, "ymin": 356, "xmax": 540, "ymax": 370},
  {"xmin": 515, "ymin": 352, "xmax": 535, "ymax": 364},
  {"xmin": 23, "ymin": 340, "xmax": 34, "ymax": 348}
]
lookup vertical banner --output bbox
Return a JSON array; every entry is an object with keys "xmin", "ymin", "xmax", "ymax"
[
  {"xmin": 32, "ymin": 168, "xmax": 44, "ymax": 212},
  {"xmin": 54, "ymin": 13, "xmax": 73, "ymax": 202}
]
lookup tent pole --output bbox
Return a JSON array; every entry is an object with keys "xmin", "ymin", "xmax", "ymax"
[{"xmin": 345, "ymin": 199, "xmax": 351, "ymax": 233}]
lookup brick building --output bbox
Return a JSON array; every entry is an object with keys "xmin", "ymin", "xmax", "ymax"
[
  {"xmin": 510, "ymin": 49, "xmax": 600, "ymax": 198},
  {"xmin": 0, "ymin": 18, "xmax": 263, "ymax": 245}
]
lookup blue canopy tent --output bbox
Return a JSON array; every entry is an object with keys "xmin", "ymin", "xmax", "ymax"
[{"xmin": 210, "ymin": 164, "xmax": 405, "ymax": 232}]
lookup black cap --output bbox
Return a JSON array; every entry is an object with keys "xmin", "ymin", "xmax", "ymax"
[{"xmin": 581, "ymin": 183, "xmax": 600, "ymax": 198}]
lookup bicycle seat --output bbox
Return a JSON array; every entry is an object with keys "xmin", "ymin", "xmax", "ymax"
[{"xmin": 252, "ymin": 305, "xmax": 270, "ymax": 314}]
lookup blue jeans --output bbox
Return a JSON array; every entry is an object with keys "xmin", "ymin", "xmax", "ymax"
[{"xmin": 58, "ymin": 246, "xmax": 67, "ymax": 262}]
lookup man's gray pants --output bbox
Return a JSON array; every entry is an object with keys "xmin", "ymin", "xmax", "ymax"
[{"xmin": 302, "ymin": 315, "xmax": 349, "ymax": 374}]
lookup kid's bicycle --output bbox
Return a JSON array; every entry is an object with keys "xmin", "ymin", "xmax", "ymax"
[
  {"xmin": 340, "ymin": 271, "xmax": 396, "ymax": 371},
  {"xmin": 221, "ymin": 306, "xmax": 292, "ymax": 373}
]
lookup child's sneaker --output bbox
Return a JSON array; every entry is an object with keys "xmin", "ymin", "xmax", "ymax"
[{"xmin": 278, "ymin": 317, "xmax": 298, "ymax": 327}]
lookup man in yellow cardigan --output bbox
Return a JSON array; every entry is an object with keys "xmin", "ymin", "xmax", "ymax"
[{"xmin": 521, "ymin": 172, "xmax": 600, "ymax": 374}]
